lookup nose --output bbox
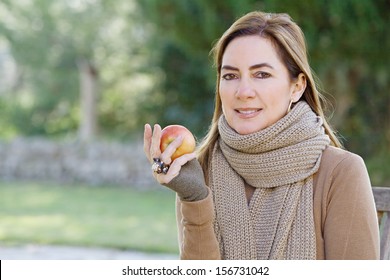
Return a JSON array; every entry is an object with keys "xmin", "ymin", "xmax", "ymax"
[{"xmin": 235, "ymin": 78, "xmax": 255, "ymax": 99}]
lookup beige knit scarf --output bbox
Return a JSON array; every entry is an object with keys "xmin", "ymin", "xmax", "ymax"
[{"xmin": 210, "ymin": 101, "xmax": 330, "ymax": 259}]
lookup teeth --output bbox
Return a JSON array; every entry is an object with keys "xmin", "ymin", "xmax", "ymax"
[{"xmin": 237, "ymin": 109, "xmax": 259, "ymax": 114}]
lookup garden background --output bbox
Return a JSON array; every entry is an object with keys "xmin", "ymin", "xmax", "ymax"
[{"xmin": 0, "ymin": 0, "xmax": 389, "ymax": 258}]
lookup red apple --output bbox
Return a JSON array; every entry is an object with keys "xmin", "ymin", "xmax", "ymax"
[{"xmin": 160, "ymin": 125, "xmax": 196, "ymax": 160}]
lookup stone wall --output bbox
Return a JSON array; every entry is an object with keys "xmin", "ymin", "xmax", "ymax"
[{"xmin": 0, "ymin": 138, "xmax": 158, "ymax": 189}]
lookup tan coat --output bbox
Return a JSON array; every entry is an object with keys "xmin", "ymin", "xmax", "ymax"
[{"xmin": 176, "ymin": 146, "xmax": 380, "ymax": 259}]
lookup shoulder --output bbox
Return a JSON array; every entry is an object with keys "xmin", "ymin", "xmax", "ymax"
[
  {"xmin": 319, "ymin": 146, "xmax": 367, "ymax": 177},
  {"xmin": 315, "ymin": 145, "xmax": 371, "ymax": 201}
]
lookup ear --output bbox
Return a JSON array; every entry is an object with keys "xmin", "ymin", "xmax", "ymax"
[{"xmin": 291, "ymin": 73, "xmax": 306, "ymax": 102}]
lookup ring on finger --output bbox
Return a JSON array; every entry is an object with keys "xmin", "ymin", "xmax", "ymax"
[{"xmin": 152, "ymin": 158, "xmax": 169, "ymax": 174}]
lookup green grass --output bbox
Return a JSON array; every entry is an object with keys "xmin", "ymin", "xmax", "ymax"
[{"xmin": 0, "ymin": 181, "xmax": 179, "ymax": 254}]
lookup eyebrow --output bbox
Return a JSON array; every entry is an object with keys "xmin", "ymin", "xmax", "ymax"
[{"xmin": 221, "ymin": 63, "xmax": 274, "ymax": 71}]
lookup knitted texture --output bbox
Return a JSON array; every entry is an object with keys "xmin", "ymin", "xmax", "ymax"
[
  {"xmin": 210, "ymin": 101, "xmax": 330, "ymax": 259},
  {"xmin": 163, "ymin": 159, "xmax": 208, "ymax": 202}
]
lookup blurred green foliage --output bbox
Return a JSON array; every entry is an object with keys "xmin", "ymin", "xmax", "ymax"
[
  {"xmin": 0, "ymin": 0, "xmax": 389, "ymax": 183},
  {"xmin": 0, "ymin": 0, "xmax": 151, "ymax": 139}
]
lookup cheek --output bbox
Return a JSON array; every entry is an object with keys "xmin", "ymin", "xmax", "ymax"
[
  {"xmin": 220, "ymin": 94, "xmax": 228, "ymax": 115},
  {"xmin": 219, "ymin": 77, "xmax": 239, "ymax": 92},
  {"xmin": 219, "ymin": 92, "xmax": 233, "ymax": 120},
  {"xmin": 219, "ymin": 83, "xmax": 229, "ymax": 97},
  {"xmin": 219, "ymin": 85, "xmax": 231, "ymax": 105},
  {"xmin": 266, "ymin": 83, "xmax": 292, "ymax": 103}
]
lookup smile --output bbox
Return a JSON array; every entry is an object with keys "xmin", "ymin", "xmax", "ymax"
[{"xmin": 235, "ymin": 108, "xmax": 262, "ymax": 118}]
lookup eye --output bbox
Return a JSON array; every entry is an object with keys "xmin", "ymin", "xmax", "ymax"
[
  {"xmin": 221, "ymin": 73, "xmax": 237, "ymax": 80},
  {"xmin": 254, "ymin": 71, "xmax": 271, "ymax": 79}
]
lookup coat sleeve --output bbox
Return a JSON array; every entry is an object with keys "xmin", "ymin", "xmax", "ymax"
[
  {"xmin": 323, "ymin": 152, "xmax": 380, "ymax": 259},
  {"xmin": 176, "ymin": 188, "xmax": 221, "ymax": 260}
]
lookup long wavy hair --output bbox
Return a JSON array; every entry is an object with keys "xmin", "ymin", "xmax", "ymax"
[{"xmin": 197, "ymin": 11, "xmax": 342, "ymax": 172}]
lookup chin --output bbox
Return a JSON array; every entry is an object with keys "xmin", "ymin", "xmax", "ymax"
[{"xmin": 234, "ymin": 124, "xmax": 265, "ymax": 135}]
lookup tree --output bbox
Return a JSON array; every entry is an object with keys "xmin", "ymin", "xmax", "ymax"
[{"xmin": 0, "ymin": 0, "xmax": 146, "ymax": 141}]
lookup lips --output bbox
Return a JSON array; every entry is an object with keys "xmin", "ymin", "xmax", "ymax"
[{"xmin": 234, "ymin": 108, "xmax": 262, "ymax": 118}]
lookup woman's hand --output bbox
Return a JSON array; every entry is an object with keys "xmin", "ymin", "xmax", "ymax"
[{"xmin": 143, "ymin": 123, "xmax": 196, "ymax": 185}]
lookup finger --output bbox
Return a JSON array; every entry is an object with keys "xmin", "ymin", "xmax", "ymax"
[
  {"xmin": 170, "ymin": 152, "xmax": 197, "ymax": 170},
  {"xmin": 153, "ymin": 152, "xmax": 196, "ymax": 185},
  {"xmin": 160, "ymin": 135, "xmax": 184, "ymax": 165},
  {"xmin": 150, "ymin": 124, "xmax": 162, "ymax": 160},
  {"xmin": 143, "ymin": 124, "xmax": 152, "ymax": 162},
  {"xmin": 159, "ymin": 152, "xmax": 197, "ymax": 183}
]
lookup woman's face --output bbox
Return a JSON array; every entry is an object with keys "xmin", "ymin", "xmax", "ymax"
[{"xmin": 219, "ymin": 35, "xmax": 305, "ymax": 135}]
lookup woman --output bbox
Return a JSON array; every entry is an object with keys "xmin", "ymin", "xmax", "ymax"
[{"xmin": 144, "ymin": 11, "xmax": 379, "ymax": 260}]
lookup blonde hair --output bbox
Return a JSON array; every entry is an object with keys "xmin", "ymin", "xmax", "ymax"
[{"xmin": 197, "ymin": 11, "xmax": 342, "ymax": 170}]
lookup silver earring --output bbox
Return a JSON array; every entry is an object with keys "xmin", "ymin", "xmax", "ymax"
[{"xmin": 287, "ymin": 99, "xmax": 293, "ymax": 113}]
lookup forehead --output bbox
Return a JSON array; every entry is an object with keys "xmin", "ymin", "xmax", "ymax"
[{"xmin": 221, "ymin": 35, "xmax": 283, "ymax": 68}]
